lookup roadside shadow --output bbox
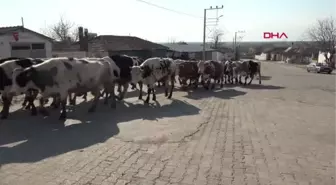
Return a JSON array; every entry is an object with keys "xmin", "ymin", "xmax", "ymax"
[
  {"xmin": 0, "ymin": 97, "xmax": 199, "ymax": 165},
  {"xmin": 184, "ymin": 88, "xmax": 247, "ymax": 100},
  {"xmin": 257, "ymin": 75, "xmax": 272, "ymax": 80},
  {"xmin": 240, "ymin": 84, "xmax": 285, "ymax": 90}
]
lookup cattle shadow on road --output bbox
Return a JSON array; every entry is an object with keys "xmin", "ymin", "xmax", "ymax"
[
  {"xmin": 240, "ymin": 84, "xmax": 285, "ymax": 90},
  {"xmin": 0, "ymin": 97, "xmax": 199, "ymax": 165},
  {"xmin": 183, "ymin": 88, "xmax": 247, "ymax": 100},
  {"xmin": 258, "ymin": 75, "xmax": 272, "ymax": 80}
]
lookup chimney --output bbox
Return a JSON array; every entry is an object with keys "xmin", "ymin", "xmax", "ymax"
[
  {"xmin": 78, "ymin": 27, "xmax": 84, "ymax": 51},
  {"xmin": 83, "ymin": 28, "xmax": 89, "ymax": 52}
]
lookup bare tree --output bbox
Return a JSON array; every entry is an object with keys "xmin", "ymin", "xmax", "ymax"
[
  {"xmin": 167, "ymin": 37, "xmax": 176, "ymax": 44},
  {"xmin": 210, "ymin": 28, "xmax": 224, "ymax": 49},
  {"xmin": 42, "ymin": 16, "xmax": 79, "ymax": 43},
  {"xmin": 306, "ymin": 17, "xmax": 336, "ymax": 52}
]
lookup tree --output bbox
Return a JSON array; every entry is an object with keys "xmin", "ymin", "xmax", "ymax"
[
  {"xmin": 306, "ymin": 17, "xmax": 336, "ymax": 52},
  {"xmin": 42, "ymin": 16, "xmax": 79, "ymax": 43},
  {"xmin": 210, "ymin": 28, "xmax": 224, "ymax": 49}
]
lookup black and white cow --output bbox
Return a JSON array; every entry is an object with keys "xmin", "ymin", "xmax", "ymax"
[
  {"xmin": 0, "ymin": 58, "xmax": 45, "ymax": 119},
  {"xmin": 9, "ymin": 57, "xmax": 119, "ymax": 120},
  {"xmin": 130, "ymin": 57, "xmax": 176, "ymax": 103}
]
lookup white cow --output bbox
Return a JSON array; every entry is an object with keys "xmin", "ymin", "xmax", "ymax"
[
  {"xmin": 9, "ymin": 57, "xmax": 118, "ymax": 120},
  {"xmin": 130, "ymin": 57, "xmax": 176, "ymax": 103}
]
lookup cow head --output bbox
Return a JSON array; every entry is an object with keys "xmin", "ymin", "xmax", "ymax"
[{"xmin": 130, "ymin": 66, "xmax": 143, "ymax": 84}]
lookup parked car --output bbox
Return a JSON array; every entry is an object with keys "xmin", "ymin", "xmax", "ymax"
[{"xmin": 306, "ymin": 62, "xmax": 333, "ymax": 74}]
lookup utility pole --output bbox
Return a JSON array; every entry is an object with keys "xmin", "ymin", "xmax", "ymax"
[
  {"xmin": 202, "ymin": 5, "xmax": 224, "ymax": 62},
  {"xmin": 233, "ymin": 30, "xmax": 245, "ymax": 60}
]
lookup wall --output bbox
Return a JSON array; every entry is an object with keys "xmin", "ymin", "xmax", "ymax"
[
  {"xmin": 212, "ymin": 51, "xmax": 225, "ymax": 61},
  {"xmin": 254, "ymin": 53, "xmax": 267, "ymax": 60},
  {"xmin": 52, "ymin": 51, "xmax": 87, "ymax": 58},
  {"xmin": 0, "ymin": 30, "xmax": 52, "ymax": 58}
]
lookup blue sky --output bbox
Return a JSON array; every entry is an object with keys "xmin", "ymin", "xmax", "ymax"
[{"xmin": 1, "ymin": 0, "xmax": 335, "ymax": 43}]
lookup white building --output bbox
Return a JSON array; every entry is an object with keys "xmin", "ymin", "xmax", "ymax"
[{"xmin": 0, "ymin": 26, "xmax": 53, "ymax": 58}]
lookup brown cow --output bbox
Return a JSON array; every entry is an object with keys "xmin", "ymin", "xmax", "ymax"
[{"xmin": 177, "ymin": 61, "xmax": 199, "ymax": 88}]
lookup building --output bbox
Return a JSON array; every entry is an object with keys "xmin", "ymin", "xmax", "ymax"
[
  {"xmin": 163, "ymin": 42, "xmax": 230, "ymax": 61},
  {"xmin": 88, "ymin": 35, "xmax": 169, "ymax": 59},
  {"xmin": 0, "ymin": 26, "xmax": 53, "ymax": 58},
  {"xmin": 282, "ymin": 46, "xmax": 319, "ymax": 64},
  {"xmin": 254, "ymin": 47, "xmax": 287, "ymax": 61}
]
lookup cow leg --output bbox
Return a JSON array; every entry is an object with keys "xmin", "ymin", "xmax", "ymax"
[
  {"xmin": 220, "ymin": 76, "xmax": 224, "ymax": 88},
  {"xmin": 117, "ymin": 83, "xmax": 122, "ymax": 93},
  {"xmin": 194, "ymin": 77, "xmax": 199, "ymax": 89},
  {"xmin": 0, "ymin": 95, "xmax": 12, "ymax": 119},
  {"xmin": 248, "ymin": 73, "xmax": 254, "ymax": 85},
  {"xmin": 168, "ymin": 74, "xmax": 175, "ymax": 99},
  {"xmin": 88, "ymin": 89, "xmax": 101, "ymax": 113},
  {"xmin": 59, "ymin": 99, "xmax": 67, "ymax": 120},
  {"xmin": 211, "ymin": 78, "xmax": 216, "ymax": 90},
  {"xmin": 144, "ymin": 85, "xmax": 152, "ymax": 104},
  {"xmin": 118, "ymin": 83, "xmax": 129, "ymax": 100},
  {"xmin": 109, "ymin": 83, "xmax": 117, "ymax": 108},
  {"xmin": 130, "ymin": 83, "xmax": 137, "ymax": 90},
  {"xmin": 138, "ymin": 81, "xmax": 143, "ymax": 100},
  {"xmin": 22, "ymin": 94, "xmax": 29, "ymax": 108},
  {"xmin": 82, "ymin": 92, "xmax": 87, "ymax": 101},
  {"xmin": 152, "ymin": 87, "xmax": 156, "ymax": 101},
  {"xmin": 50, "ymin": 95, "xmax": 60, "ymax": 109},
  {"xmin": 238, "ymin": 75, "xmax": 243, "ymax": 84},
  {"xmin": 258, "ymin": 70, "xmax": 261, "ymax": 85},
  {"xmin": 103, "ymin": 88, "xmax": 109, "ymax": 105},
  {"xmin": 68, "ymin": 92, "xmax": 76, "ymax": 106},
  {"xmin": 244, "ymin": 75, "xmax": 249, "ymax": 85},
  {"xmin": 27, "ymin": 94, "xmax": 37, "ymax": 116},
  {"xmin": 58, "ymin": 92, "xmax": 69, "ymax": 120},
  {"xmin": 38, "ymin": 97, "xmax": 49, "ymax": 117}
]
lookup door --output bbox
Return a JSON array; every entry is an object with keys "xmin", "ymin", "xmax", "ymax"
[
  {"xmin": 30, "ymin": 43, "xmax": 46, "ymax": 58},
  {"xmin": 11, "ymin": 43, "xmax": 31, "ymax": 57}
]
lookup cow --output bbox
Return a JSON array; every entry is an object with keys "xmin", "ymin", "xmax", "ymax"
[
  {"xmin": 9, "ymin": 57, "xmax": 119, "ymax": 120},
  {"xmin": 130, "ymin": 57, "xmax": 176, "ymax": 103},
  {"xmin": 232, "ymin": 60, "xmax": 261, "ymax": 85},
  {"xmin": 223, "ymin": 60, "xmax": 236, "ymax": 84},
  {"xmin": 177, "ymin": 61, "xmax": 199, "ymax": 88},
  {"xmin": 105, "ymin": 55, "xmax": 136, "ymax": 101},
  {"xmin": 198, "ymin": 60, "xmax": 224, "ymax": 90},
  {"xmin": 129, "ymin": 56, "xmax": 144, "ymax": 90},
  {"xmin": 0, "ymin": 58, "xmax": 46, "ymax": 119}
]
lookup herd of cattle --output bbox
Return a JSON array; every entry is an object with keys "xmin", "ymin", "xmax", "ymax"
[{"xmin": 0, "ymin": 56, "xmax": 261, "ymax": 120}]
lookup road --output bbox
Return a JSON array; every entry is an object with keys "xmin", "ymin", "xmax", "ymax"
[{"xmin": 0, "ymin": 61, "xmax": 335, "ymax": 185}]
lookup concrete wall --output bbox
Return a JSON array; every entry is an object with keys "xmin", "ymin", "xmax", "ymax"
[
  {"xmin": 255, "ymin": 53, "xmax": 267, "ymax": 60},
  {"xmin": 52, "ymin": 51, "xmax": 87, "ymax": 58},
  {"xmin": 0, "ymin": 30, "xmax": 52, "ymax": 58}
]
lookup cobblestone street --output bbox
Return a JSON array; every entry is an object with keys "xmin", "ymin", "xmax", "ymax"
[{"xmin": 0, "ymin": 61, "xmax": 335, "ymax": 185}]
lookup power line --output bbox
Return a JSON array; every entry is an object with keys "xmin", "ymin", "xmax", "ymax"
[{"xmin": 135, "ymin": 0, "xmax": 202, "ymax": 19}]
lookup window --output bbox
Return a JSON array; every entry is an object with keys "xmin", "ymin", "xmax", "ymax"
[
  {"xmin": 31, "ymin": 43, "xmax": 45, "ymax": 50},
  {"xmin": 11, "ymin": 45, "xmax": 30, "ymax": 50}
]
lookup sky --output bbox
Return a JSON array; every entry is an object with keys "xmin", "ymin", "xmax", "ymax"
[{"xmin": 1, "ymin": 0, "xmax": 335, "ymax": 43}]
